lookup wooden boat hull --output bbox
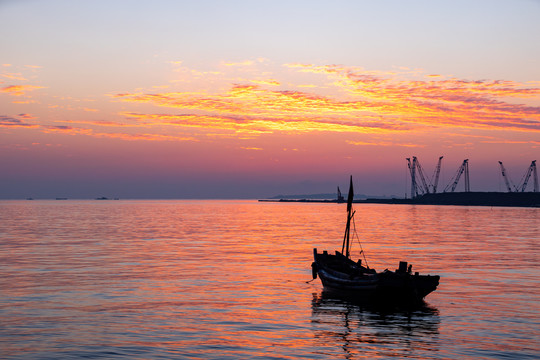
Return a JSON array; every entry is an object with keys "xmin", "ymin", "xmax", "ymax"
[
  {"xmin": 316, "ymin": 266, "xmax": 378, "ymax": 291},
  {"xmin": 313, "ymin": 249, "xmax": 440, "ymax": 304}
]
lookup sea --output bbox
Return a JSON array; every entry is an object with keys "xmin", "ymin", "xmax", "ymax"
[{"xmin": 0, "ymin": 200, "xmax": 538, "ymax": 359}]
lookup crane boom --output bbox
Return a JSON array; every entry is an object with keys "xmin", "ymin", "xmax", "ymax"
[
  {"xmin": 407, "ymin": 156, "xmax": 445, "ymax": 196},
  {"xmin": 432, "ymin": 156, "xmax": 443, "ymax": 193},
  {"xmin": 464, "ymin": 160, "xmax": 470, "ymax": 192},
  {"xmin": 498, "ymin": 161, "xmax": 515, "ymax": 192},
  {"xmin": 534, "ymin": 161, "xmax": 539, "ymax": 192},
  {"xmin": 444, "ymin": 159, "xmax": 469, "ymax": 192},
  {"xmin": 414, "ymin": 156, "xmax": 431, "ymax": 194},
  {"xmin": 517, "ymin": 160, "xmax": 538, "ymax": 192},
  {"xmin": 406, "ymin": 158, "xmax": 418, "ymax": 198}
]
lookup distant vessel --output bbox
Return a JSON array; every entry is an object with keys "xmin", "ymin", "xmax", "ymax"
[{"xmin": 311, "ymin": 176, "xmax": 440, "ymax": 304}]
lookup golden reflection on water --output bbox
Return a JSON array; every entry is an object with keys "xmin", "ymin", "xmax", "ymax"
[
  {"xmin": 311, "ymin": 291, "xmax": 441, "ymax": 359},
  {"xmin": 0, "ymin": 200, "xmax": 538, "ymax": 359}
]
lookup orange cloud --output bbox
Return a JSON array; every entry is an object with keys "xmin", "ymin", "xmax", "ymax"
[
  {"xmin": 12, "ymin": 100, "xmax": 37, "ymax": 104},
  {"xmin": 119, "ymin": 110, "xmax": 407, "ymax": 137},
  {"xmin": 17, "ymin": 113, "xmax": 36, "ymax": 119},
  {"xmin": 1, "ymin": 73, "xmax": 27, "ymax": 81},
  {"xmin": 481, "ymin": 139, "xmax": 540, "ymax": 145},
  {"xmin": 224, "ymin": 60, "xmax": 255, "ymax": 67},
  {"xmin": 346, "ymin": 140, "xmax": 424, "ymax": 148},
  {"xmin": 40, "ymin": 122, "xmax": 198, "ymax": 142},
  {"xmin": 59, "ymin": 120, "xmax": 138, "ymax": 127},
  {"xmin": 1, "ymin": 112, "xmax": 198, "ymax": 143},
  {"xmin": 101, "ymin": 62, "xmax": 540, "ymax": 146},
  {"xmin": 90, "ymin": 131, "xmax": 198, "ymax": 142},
  {"xmin": 250, "ymin": 79, "xmax": 281, "ymax": 86},
  {"xmin": 1, "ymin": 84, "xmax": 44, "ymax": 96},
  {"xmin": 114, "ymin": 79, "xmax": 538, "ymax": 137}
]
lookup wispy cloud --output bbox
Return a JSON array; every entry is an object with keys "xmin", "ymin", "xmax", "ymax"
[
  {"xmin": 119, "ymin": 110, "xmax": 406, "ymax": 137},
  {"xmin": 1, "ymin": 65, "xmax": 44, "ymax": 100},
  {"xmin": 224, "ymin": 60, "xmax": 255, "ymax": 67},
  {"xmin": 0, "ymin": 115, "xmax": 39, "ymax": 128},
  {"xmin": 110, "ymin": 62, "xmax": 540, "ymax": 138},
  {"xmin": 250, "ymin": 79, "xmax": 281, "ymax": 86},
  {"xmin": 1, "ymin": 112, "xmax": 197, "ymax": 143},
  {"xmin": 1, "ymin": 73, "xmax": 27, "ymax": 81},
  {"xmin": 58, "ymin": 119, "xmax": 138, "ymax": 127},
  {"xmin": 346, "ymin": 140, "xmax": 424, "ymax": 148},
  {"xmin": 481, "ymin": 139, "xmax": 540, "ymax": 146},
  {"xmin": 1, "ymin": 84, "xmax": 45, "ymax": 96},
  {"xmin": 40, "ymin": 121, "xmax": 198, "ymax": 142},
  {"xmin": 17, "ymin": 113, "xmax": 36, "ymax": 119},
  {"xmin": 4, "ymin": 61, "xmax": 538, "ymax": 148},
  {"xmin": 312, "ymin": 64, "xmax": 540, "ymax": 131}
]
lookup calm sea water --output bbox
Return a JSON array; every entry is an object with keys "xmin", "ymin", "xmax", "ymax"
[{"xmin": 0, "ymin": 200, "xmax": 538, "ymax": 359}]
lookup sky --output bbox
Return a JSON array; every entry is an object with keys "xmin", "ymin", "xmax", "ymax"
[{"xmin": 1, "ymin": 0, "xmax": 539, "ymax": 199}]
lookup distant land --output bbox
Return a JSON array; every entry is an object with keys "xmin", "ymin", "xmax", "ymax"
[
  {"xmin": 267, "ymin": 193, "xmax": 398, "ymax": 200},
  {"xmin": 261, "ymin": 192, "xmax": 540, "ymax": 207}
]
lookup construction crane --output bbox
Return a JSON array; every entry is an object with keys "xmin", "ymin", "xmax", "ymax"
[
  {"xmin": 444, "ymin": 159, "xmax": 470, "ymax": 192},
  {"xmin": 413, "ymin": 156, "xmax": 431, "ymax": 195},
  {"xmin": 498, "ymin": 161, "xmax": 516, "ymax": 192},
  {"xmin": 407, "ymin": 156, "xmax": 444, "ymax": 197},
  {"xmin": 431, "ymin": 156, "xmax": 444, "ymax": 193},
  {"xmin": 498, "ymin": 160, "xmax": 538, "ymax": 192},
  {"xmin": 516, "ymin": 160, "xmax": 538, "ymax": 192},
  {"xmin": 406, "ymin": 158, "xmax": 418, "ymax": 198}
]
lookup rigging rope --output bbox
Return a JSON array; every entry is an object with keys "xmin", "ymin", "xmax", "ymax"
[{"xmin": 350, "ymin": 212, "xmax": 370, "ymax": 269}]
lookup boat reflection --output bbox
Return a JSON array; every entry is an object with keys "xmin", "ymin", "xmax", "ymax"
[{"xmin": 311, "ymin": 291, "xmax": 440, "ymax": 358}]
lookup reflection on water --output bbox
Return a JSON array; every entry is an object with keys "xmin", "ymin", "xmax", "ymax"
[
  {"xmin": 311, "ymin": 291, "xmax": 440, "ymax": 359},
  {"xmin": 0, "ymin": 200, "xmax": 539, "ymax": 359}
]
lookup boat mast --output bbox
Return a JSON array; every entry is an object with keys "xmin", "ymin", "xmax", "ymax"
[{"xmin": 341, "ymin": 176, "xmax": 354, "ymax": 258}]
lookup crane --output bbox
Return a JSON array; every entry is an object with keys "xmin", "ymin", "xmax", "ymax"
[
  {"xmin": 431, "ymin": 156, "xmax": 444, "ymax": 193},
  {"xmin": 498, "ymin": 160, "xmax": 538, "ymax": 192},
  {"xmin": 533, "ymin": 161, "xmax": 539, "ymax": 192},
  {"xmin": 444, "ymin": 159, "xmax": 470, "ymax": 192},
  {"xmin": 498, "ymin": 161, "xmax": 516, "ymax": 192},
  {"xmin": 407, "ymin": 156, "xmax": 444, "ymax": 197},
  {"xmin": 406, "ymin": 158, "xmax": 418, "ymax": 198},
  {"xmin": 413, "ymin": 156, "xmax": 431, "ymax": 195},
  {"xmin": 464, "ymin": 159, "xmax": 470, "ymax": 192},
  {"xmin": 516, "ymin": 160, "xmax": 538, "ymax": 192}
]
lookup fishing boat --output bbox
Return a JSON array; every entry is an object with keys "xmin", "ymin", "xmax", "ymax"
[{"xmin": 311, "ymin": 176, "xmax": 440, "ymax": 304}]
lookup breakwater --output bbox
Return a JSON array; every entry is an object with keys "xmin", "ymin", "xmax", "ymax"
[{"xmin": 260, "ymin": 192, "xmax": 540, "ymax": 207}]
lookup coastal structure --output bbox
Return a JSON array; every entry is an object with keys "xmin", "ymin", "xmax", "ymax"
[{"xmin": 260, "ymin": 158, "xmax": 539, "ymax": 207}]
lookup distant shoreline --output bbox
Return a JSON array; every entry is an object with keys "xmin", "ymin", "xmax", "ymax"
[
  {"xmin": 2, "ymin": 193, "xmax": 539, "ymax": 207},
  {"xmin": 259, "ymin": 192, "xmax": 540, "ymax": 207}
]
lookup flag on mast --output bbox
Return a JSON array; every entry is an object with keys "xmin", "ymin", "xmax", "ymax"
[{"xmin": 347, "ymin": 175, "xmax": 354, "ymax": 213}]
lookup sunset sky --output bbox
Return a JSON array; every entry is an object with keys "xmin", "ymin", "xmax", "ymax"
[{"xmin": 1, "ymin": 0, "xmax": 539, "ymax": 199}]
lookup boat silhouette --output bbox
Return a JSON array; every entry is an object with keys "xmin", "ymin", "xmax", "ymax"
[{"xmin": 312, "ymin": 176, "xmax": 440, "ymax": 304}]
